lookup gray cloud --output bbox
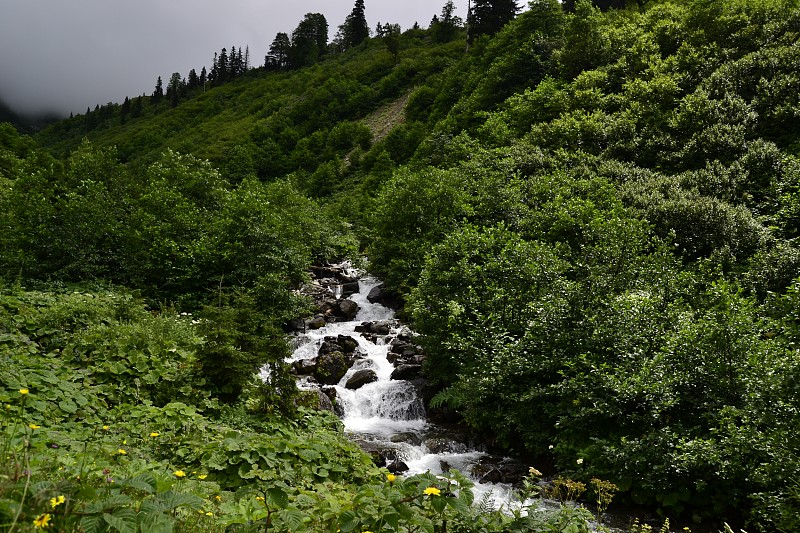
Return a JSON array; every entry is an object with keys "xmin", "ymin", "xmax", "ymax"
[{"xmin": 0, "ymin": 0, "xmax": 468, "ymax": 116}]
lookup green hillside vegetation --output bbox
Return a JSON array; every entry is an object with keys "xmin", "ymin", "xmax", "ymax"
[{"xmin": 3, "ymin": 0, "xmax": 800, "ymax": 530}]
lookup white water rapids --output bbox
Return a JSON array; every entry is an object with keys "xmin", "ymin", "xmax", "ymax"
[{"xmin": 285, "ymin": 273, "xmax": 519, "ymax": 507}]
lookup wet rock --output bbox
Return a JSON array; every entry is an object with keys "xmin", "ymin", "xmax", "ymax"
[
  {"xmin": 479, "ymin": 468, "xmax": 503, "ymax": 484},
  {"xmin": 318, "ymin": 339, "xmax": 339, "ymax": 356},
  {"xmin": 317, "ymin": 299, "xmax": 337, "ymax": 316},
  {"xmin": 345, "ymin": 369, "xmax": 378, "ymax": 390},
  {"xmin": 396, "ymin": 326, "xmax": 415, "ymax": 342},
  {"xmin": 291, "ymin": 358, "xmax": 317, "ymax": 375},
  {"xmin": 341, "ymin": 281, "xmax": 360, "ymax": 297},
  {"xmin": 306, "ymin": 316, "xmax": 326, "ymax": 329},
  {"xmin": 386, "ymin": 352, "xmax": 402, "ymax": 364},
  {"xmin": 337, "ymin": 299, "xmax": 359, "ymax": 320},
  {"xmin": 283, "ymin": 317, "xmax": 305, "ymax": 333},
  {"xmin": 387, "ymin": 461, "xmax": 409, "ymax": 473},
  {"xmin": 311, "ymin": 265, "xmax": 340, "ymax": 279},
  {"xmin": 499, "ymin": 463, "xmax": 529, "ymax": 484},
  {"xmin": 314, "ymin": 351, "xmax": 351, "ymax": 385},
  {"xmin": 367, "ymin": 283, "xmax": 404, "ymax": 310},
  {"xmin": 390, "ymin": 432, "xmax": 423, "ymax": 446},
  {"xmin": 356, "ymin": 320, "xmax": 393, "ymax": 335},
  {"xmin": 425, "ymin": 438, "xmax": 468, "ymax": 454},
  {"xmin": 391, "ymin": 364, "xmax": 423, "ymax": 381},
  {"xmin": 317, "ymin": 390, "xmax": 335, "ymax": 413},
  {"xmin": 370, "ymin": 451, "xmax": 386, "ymax": 467},
  {"xmin": 321, "ymin": 386, "xmax": 338, "ymax": 404},
  {"xmin": 336, "ymin": 335, "xmax": 359, "ymax": 353}
]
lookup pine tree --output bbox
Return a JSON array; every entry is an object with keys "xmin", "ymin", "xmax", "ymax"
[
  {"xmin": 266, "ymin": 32, "xmax": 291, "ymax": 70},
  {"xmin": 467, "ymin": 0, "xmax": 518, "ymax": 43},
  {"xmin": 167, "ymin": 72, "xmax": 182, "ymax": 107},
  {"xmin": 218, "ymin": 48, "xmax": 229, "ymax": 82},
  {"xmin": 151, "ymin": 76, "xmax": 164, "ymax": 104},
  {"xmin": 432, "ymin": 0, "xmax": 462, "ymax": 43},
  {"xmin": 244, "ymin": 45, "xmax": 250, "ymax": 71},
  {"xmin": 229, "ymin": 45, "xmax": 240, "ymax": 78},
  {"xmin": 200, "ymin": 66, "xmax": 207, "ymax": 88},
  {"xmin": 188, "ymin": 68, "xmax": 199, "ymax": 89},
  {"xmin": 340, "ymin": 0, "xmax": 369, "ymax": 50},
  {"xmin": 210, "ymin": 52, "xmax": 218, "ymax": 84}
]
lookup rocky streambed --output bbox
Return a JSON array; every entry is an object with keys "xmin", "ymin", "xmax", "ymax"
[{"xmin": 281, "ymin": 263, "xmax": 532, "ymax": 501}]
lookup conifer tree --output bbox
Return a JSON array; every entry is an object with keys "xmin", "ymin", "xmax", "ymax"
[
  {"xmin": 432, "ymin": 0, "xmax": 462, "ymax": 43},
  {"xmin": 151, "ymin": 76, "xmax": 164, "ymax": 104},
  {"xmin": 266, "ymin": 32, "xmax": 291, "ymax": 70},
  {"xmin": 340, "ymin": 0, "xmax": 369, "ymax": 50},
  {"xmin": 210, "ymin": 52, "xmax": 218, "ymax": 84},
  {"xmin": 200, "ymin": 66, "xmax": 207, "ymax": 88},
  {"xmin": 229, "ymin": 45, "xmax": 240, "ymax": 78},
  {"xmin": 218, "ymin": 48, "xmax": 229, "ymax": 82},
  {"xmin": 467, "ymin": 0, "xmax": 518, "ymax": 43},
  {"xmin": 188, "ymin": 68, "xmax": 199, "ymax": 89},
  {"xmin": 167, "ymin": 72, "xmax": 182, "ymax": 107}
]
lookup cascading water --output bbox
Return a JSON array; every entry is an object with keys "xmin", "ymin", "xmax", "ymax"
[{"xmin": 286, "ymin": 271, "xmax": 521, "ymax": 507}]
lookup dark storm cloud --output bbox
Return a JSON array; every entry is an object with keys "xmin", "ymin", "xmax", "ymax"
[{"xmin": 0, "ymin": 0, "xmax": 468, "ymax": 117}]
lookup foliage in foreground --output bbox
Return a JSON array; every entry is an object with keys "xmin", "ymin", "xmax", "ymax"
[{"xmin": 0, "ymin": 283, "xmax": 605, "ymax": 532}]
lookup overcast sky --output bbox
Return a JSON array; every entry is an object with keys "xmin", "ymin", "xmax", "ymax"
[{"xmin": 0, "ymin": 0, "xmax": 469, "ymax": 117}]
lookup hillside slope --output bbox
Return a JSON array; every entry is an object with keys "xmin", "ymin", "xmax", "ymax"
[{"xmin": 6, "ymin": 0, "xmax": 800, "ymax": 530}]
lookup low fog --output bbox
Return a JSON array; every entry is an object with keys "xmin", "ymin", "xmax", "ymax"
[{"xmin": 0, "ymin": 0, "xmax": 467, "ymax": 117}]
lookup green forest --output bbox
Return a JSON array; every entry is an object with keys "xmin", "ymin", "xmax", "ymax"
[{"xmin": 3, "ymin": 0, "xmax": 800, "ymax": 531}]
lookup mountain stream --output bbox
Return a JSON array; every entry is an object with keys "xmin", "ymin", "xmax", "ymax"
[{"xmin": 286, "ymin": 272, "xmax": 522, "ymax": 508}]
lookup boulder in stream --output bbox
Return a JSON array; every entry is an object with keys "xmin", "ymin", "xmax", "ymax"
[
  {"xmin": 387, "ymin": 461, "xmax": 409, "ymax": 473},
  {"xmin": 345, "ymin": 369, "xmax": 379, "ymax": 390},
  {"xmin": 291, "ymin": 358, "xmax": 317, "ymax": 376},
  {"xmin": 366, "ymin": 283, "xmax": 404, "ymax": 310},
  {"xmin": 314, "ymin": 351, "xmax": 352, "ymax": 385},
  {"xmin": 336, "ymin": 299, "xmax": 359, "ymax": 320},
  {"xmin": 355, "ymin": 320, "xmax": 393, "ymax": 335},
  {"xmin": 391, "ymin": 364, "xmax": 423, "ymax": 381},
  {"xmin": 341, "ymin": 281, "xmax": 360, "ymax": 297},
  {"xmin": 306, "ymin": 316, "xmax": 326, "ymax": 329}
]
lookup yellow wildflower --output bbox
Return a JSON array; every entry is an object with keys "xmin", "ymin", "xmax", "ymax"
[
  {"xmin": 198, "ymin": 474, "xmax": 208, "ymax": 480},
  {"xmin": 205, "ymin": 511, "xmax": 213, "ymax": 516},
  {"xmin": 102, "ymin": 425, "xmax": 110, "ymax": 430},
  {"xmin": 386, "ymin": 473, "xmax": 396, "ymax": 482},
  {"xmin": 423, "ymin": 486, "xmax": 441, "ymax": 496},
  {"xmin": 50, "ymin": 495, "xmax": 66, "ymax": 508},
  {"xmin": 576, "ymin": 458, "xmax": 584, "ymax": 465},
  {"xmin": 29, "ymin": 424, "xmax": 41, "ymax": 430},
  {"xmin": 256, "ymin": 496, "xmax": 265, "ymax": 502},
  {"xmin": 33, "ymin": 513, "xmax": 51, "ymax": 528},
  {"xmin": 117, "ymin": 449, "xmax": 127, "ymax": 455},
  {"xmin": 215, "ymin": 495, "xmax": 222, "ymax": 501},
  {"xmin": 19, "ymin": 388, "xmax": 29, "ymax": 395},
  {"xmin": 174, "ymin": 470, "xmax": 186, "ymax": 478},
  {"xmin": 149, "ymin": 432, "xmax": 160, "ymax": 437}
]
